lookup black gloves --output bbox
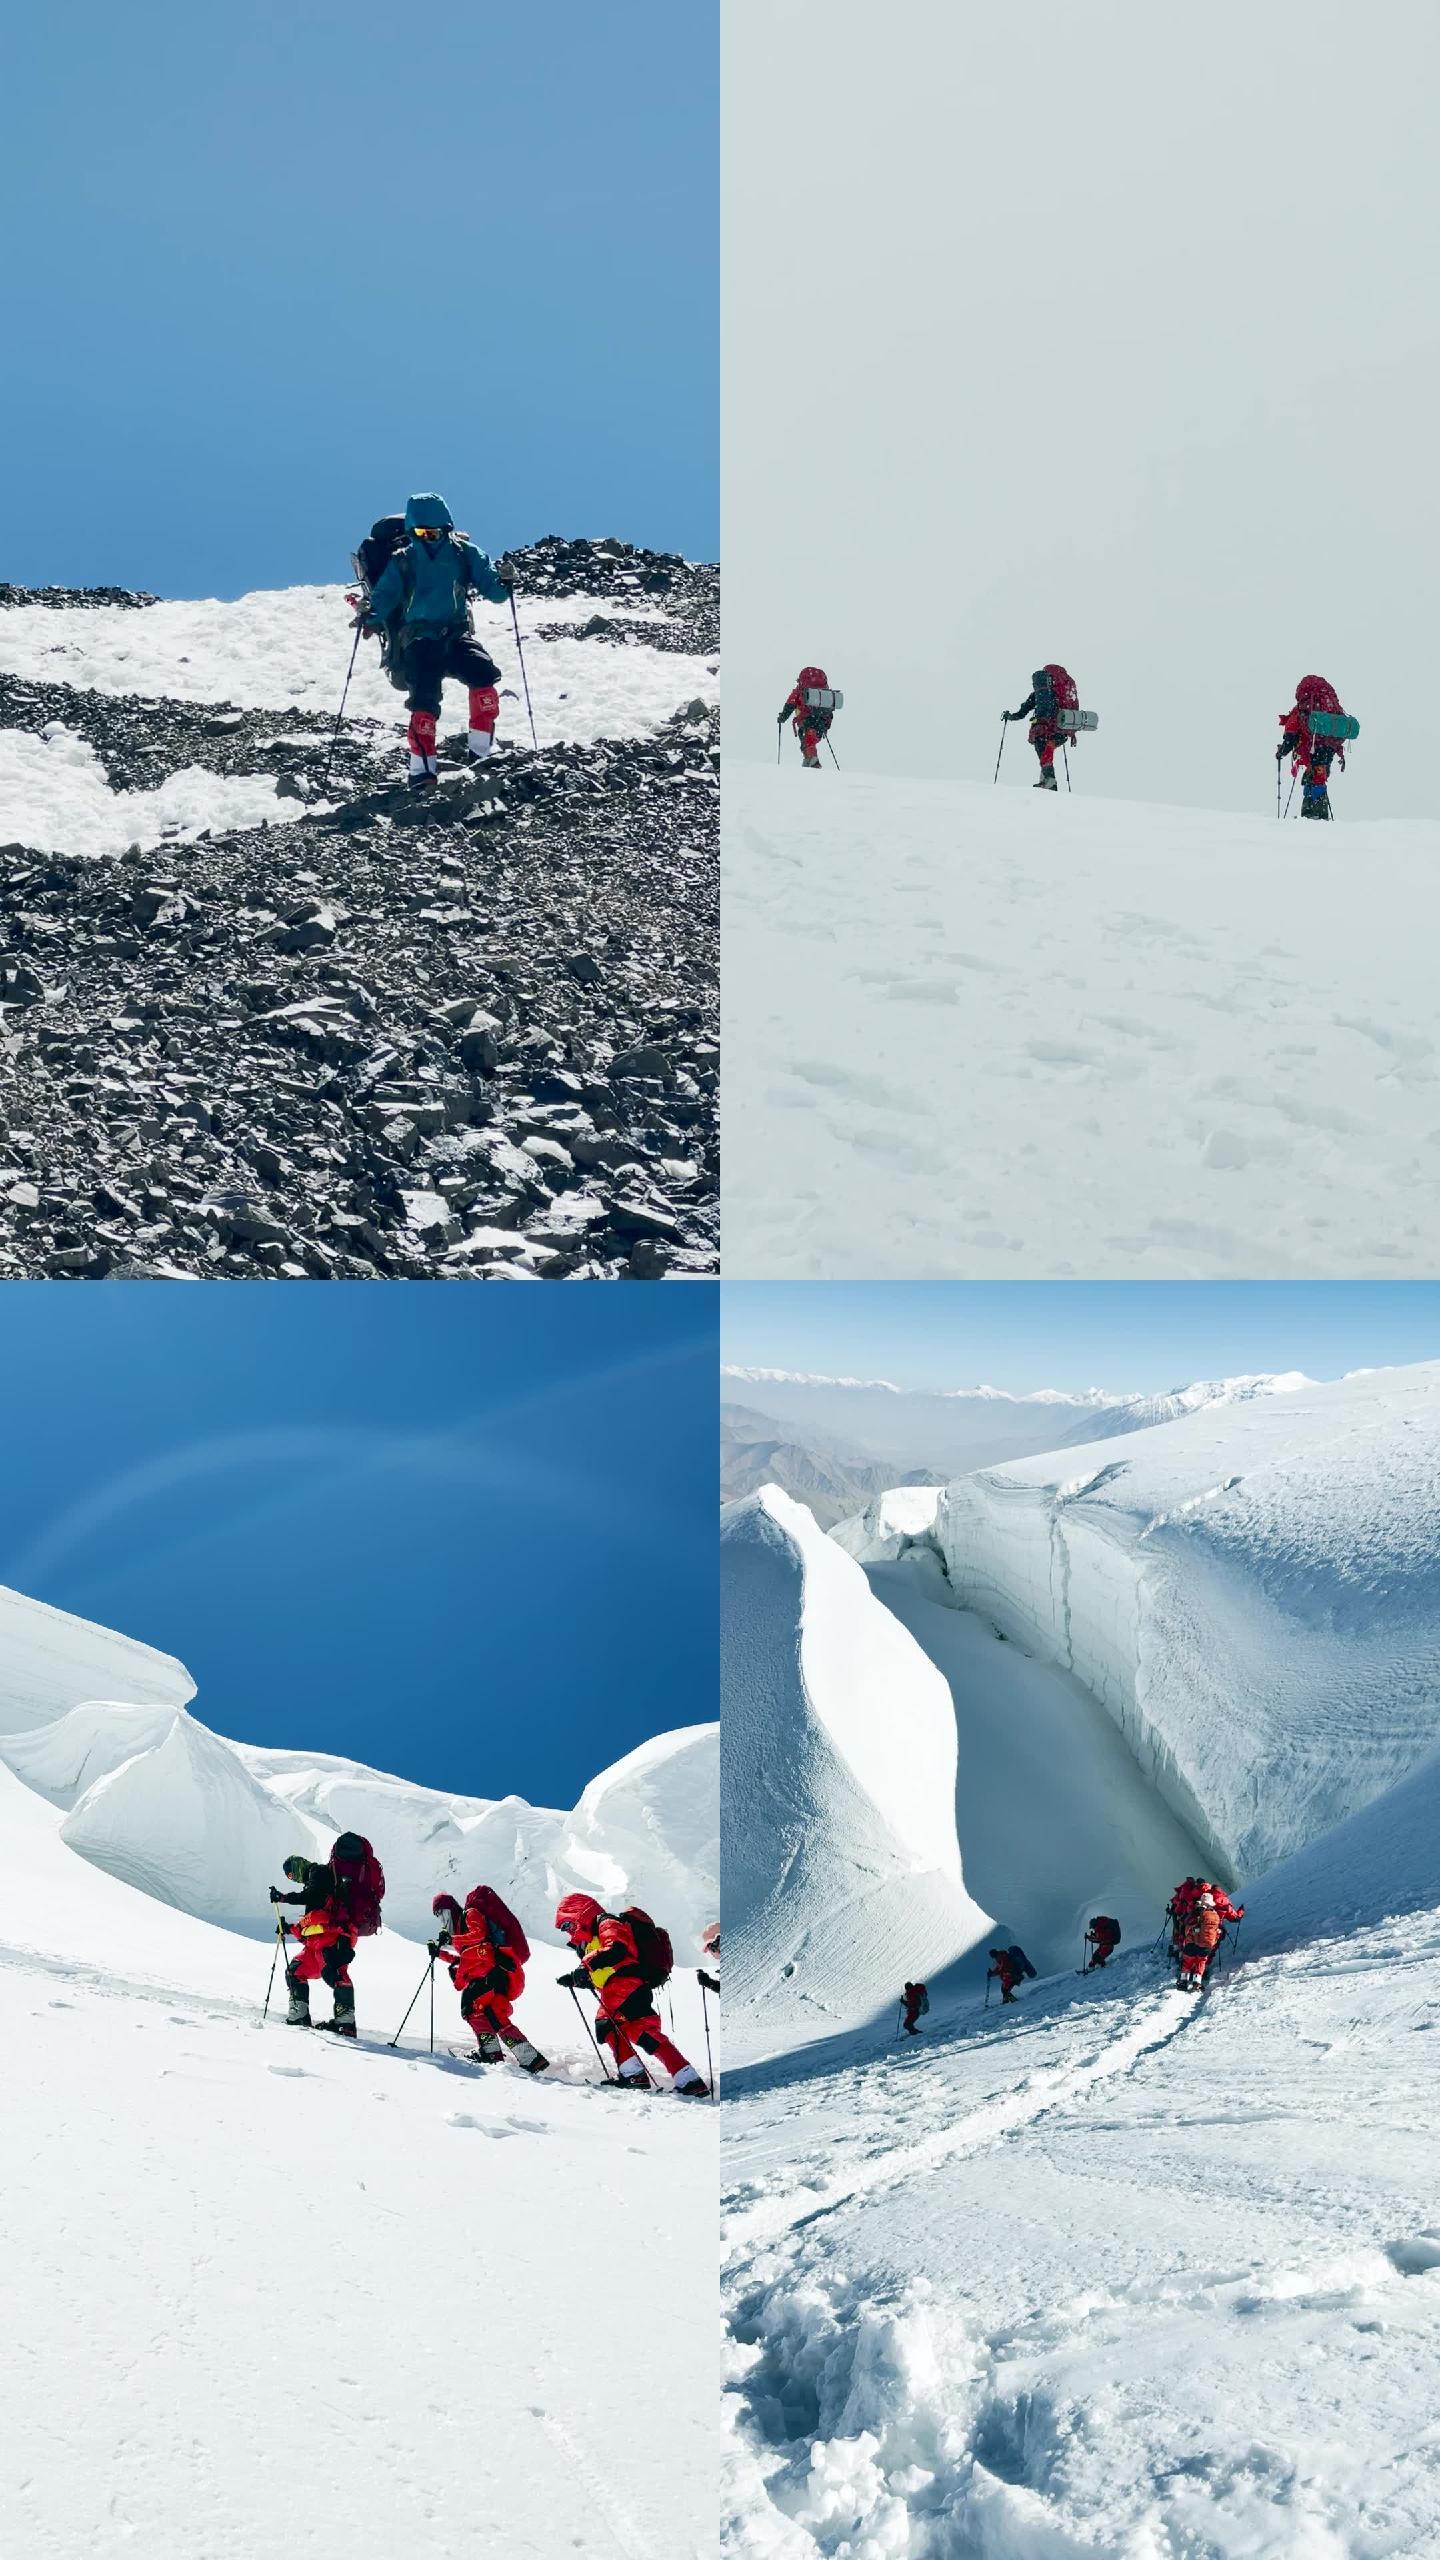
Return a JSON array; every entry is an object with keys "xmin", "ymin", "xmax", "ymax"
[
  {"xmin": 558, "ymin": 1966, "xmax": 589, "ymax": 1990},
  {"xmin": 427, "ymin": 1941, "xmax": 440, "ymax": 1960},
  {"xmin": 268, "ymin": 1886, "xmax": 284, "ymax": 1904},
  {"xmin": 697, "ymin": 1969, "xmax": 719, "ymax": 1994}
]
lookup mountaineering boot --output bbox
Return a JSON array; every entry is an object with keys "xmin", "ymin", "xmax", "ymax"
[
  {"xmin": 615, "ymin": 2060, "xmax": 650, "ymax": 2090},
  {"xmin": 671, "ymin": 2065, "xmax": 710, "ymax": 2098},
  {"xmin": 332, "ymin": 1984, "xmax": 357, "ymax": 2039},
  {"xmin": 471, "ymin": 2032, "xmax": 505, "ymax": 2064},
  {"xmin": 1035, "ymin": 770, "xmax": 1058, "ymax": 791},
  {"xmin": 1301, "ymin": 787, "xmax": 1332, "ymax": 820},
  {"xmin": 503, "ymin": 2036, "xmax": 548, "ymax": 2074},
  {"xmin": 286, "ymin": 1967, "xmax": 311, "ymax": 2028},
  {"xmin": 467, "ymin": 683, "xmax": 499, "ymax": 760},
  {"xmin": 802, "ymin": 752, "xmax": 820, "ymax": 769}
]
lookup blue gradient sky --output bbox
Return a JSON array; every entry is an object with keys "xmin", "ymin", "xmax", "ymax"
[
  {"xmin": 0, "ymin": 0, "xmax": 717, "ymax": 596},
  {"xmin": 0, "ymin": 1285, "xmax": 717, "ymax": 1810},
  {"xmin": 721, "ymin": 1284, "xmax": 1440, "ymax": 1396}
]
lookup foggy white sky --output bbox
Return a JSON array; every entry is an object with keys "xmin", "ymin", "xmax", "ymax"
[{"xmin": 723, "ymin": 0, "xmax": 1440, "ymax": 817}]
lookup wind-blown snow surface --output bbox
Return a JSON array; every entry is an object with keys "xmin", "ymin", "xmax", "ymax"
[
  {"xmin": 0, "ymin": 1587, "xmax": 717, "ymax": 2559},
  {"xmin": 724, "ymin": 761, "xmax": 1440, "ymax": 1277},
  {"xmin": 721, "ymin": 1489, "xmax": 991, "ymax": 2060}
]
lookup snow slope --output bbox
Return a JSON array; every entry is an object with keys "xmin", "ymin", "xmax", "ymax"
[
  {"xmin": 723, "ymin": 1913, "xmax": 1440, "ymax": 2556},
  {"xmin": 0, "ymin": 1588, "xmax": 717, "ymax": 2558},
  {"xmin": 723, "ymin": 759, "xmax": 1440, "ymax": 1277},
  {"xmin": 835, "ymin": 1360, "xmax": 1440, "ymax": 1889},
  {"xmin": 721, "ymin": 1489, "xmax": 992, "ymax": 2061}
]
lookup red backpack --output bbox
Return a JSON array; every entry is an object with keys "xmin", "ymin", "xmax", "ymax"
[
  {"xmin": 1043, "ymin": 663, "xmax": 1079, "ymax": 715},
  {"xmin": 465, "ymin": 1884, "xmax": 530, "ymax": 1967},
  {"xmin": 331, "ymin": 1832, "xmax": 385, "ymax": 1937},
  {"xmin": 620, "ymin": 1906, "xmax": 674, "ymax": 1990},
  {"xmin": 1295, "ymin": 673, "xmax": 1341, "ymax": 716}
]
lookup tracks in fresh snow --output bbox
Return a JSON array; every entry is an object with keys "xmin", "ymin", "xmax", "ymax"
[{"xmin": 724, "ymin": 1979, "xmax": 1195, "ymax": 2258}]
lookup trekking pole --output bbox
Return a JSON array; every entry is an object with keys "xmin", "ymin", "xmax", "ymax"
[
  {"xmin": 319, "ymin": 621, "xmax": 363, "ymax": 797},
  {"xmin": 1062, "ymin": 744, "xmax": 1072, "ymax": 794},
  {"xmin": 701, "ymin": 1982, "xmax": 716, "ymax": 2099},
  {"xmin": 984, "ymin": 1973, "xmax": 992, "ymax": 2010},
  {"xmin": 993, "ymin": 718, "xmax": 1008, "ymax": 785},
  {"xmin": 776, "ymin": 724, "xmax": 783, "ymax": 766},
  {"xmin": 825, "ymin": 737, "xmax": 841, "ymax": 770},
  {"xmin": 1284, "ymin": 773, "xmax": 1298, "ymax": 818},
  {"xmin": 508, "ymin": 588, "xmax": 539, "ymax": 750},
  {"xmin": 261, "ymin": 1916, "xmax": 287, "ymax": 2023},
  {"xmin": 567, "ymin": 1983, "xmax": 614, "ymax": 2083},
  {"xmin": 388, "ymin": 1954, "xmax": 436, "ymax": 2050},
  {"xmin": 1276, "ymin": 757, "xmax": 1282, "ymax": 820}
]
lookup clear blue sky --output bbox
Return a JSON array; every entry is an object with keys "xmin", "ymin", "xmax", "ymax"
[
  {"xmin": 721, "ymin": 1283, "xmax": 1440, "ymax": 1396},
  {"xmin": 0, "ymin": 1284, "xmax": 716, "ymax": 1810},
  {"xmin": 0, "ymin": 0, "xmax": 717, "ymax": 597}
]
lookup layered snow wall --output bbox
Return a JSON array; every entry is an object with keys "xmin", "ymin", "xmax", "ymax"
[
  {"xmin": 0, "ymin": 1580, "xmax": 717, "ymax": 1954},
  {"xmin": 836, "ymin": 1362, "xmax": 1440, "ymax": 1887}
]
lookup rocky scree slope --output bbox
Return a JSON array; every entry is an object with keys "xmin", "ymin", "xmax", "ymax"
[{"xmin": 0, "ymin": 537, "xmax": 717, "ymax": 1279}]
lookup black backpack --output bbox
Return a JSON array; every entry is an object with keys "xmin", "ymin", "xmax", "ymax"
[
  {"xmin": 620, "ymin": 1906, "xmax": 673, "ymax": 1991},
  {"xmin": 1007, "ymin": 1945, "xmax": 1037, "ymax": 1980},
  {"xmin": 1031, "ymin": 667, "xmax": 1056, "ymax": 718},
  {"xmin": 351, "ymin": 516, "xmax": 410, "ymax": 659}
]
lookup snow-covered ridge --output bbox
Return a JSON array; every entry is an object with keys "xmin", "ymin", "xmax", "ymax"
[
  {"xmin": 0, "ymin": 1580, "xmax": 717, "ymax": 1953},
  {"xmin": 835, "ymin": 1360, "xmax": 1440, "ymax": 1887}
]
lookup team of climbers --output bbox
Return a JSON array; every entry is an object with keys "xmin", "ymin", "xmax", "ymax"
[
  {"xmin": 894, "ymin": 1877, "xmax": 1246, "ymax": 2039},
  {"xmin": 778, "ymin": 657, "xmax": 1358, "ymax": 814},
  {"xmin": 269, "ymin": 1831, "xmax": 709, "ymax": 2094}
]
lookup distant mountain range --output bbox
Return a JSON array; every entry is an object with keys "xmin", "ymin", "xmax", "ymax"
[
  {"xmin": 719, "ymin": 1368, "xmax": 1312, "ymax": 1505},
  {"xmin": 719, "ymin": 1401, "xmax": 946, "ymax": 1531}
]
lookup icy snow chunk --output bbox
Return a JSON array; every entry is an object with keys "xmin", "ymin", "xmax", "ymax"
[
  {"xmin": 552, "ymin": 1724, "xmax": 719, "ymax": 1962},
  {"xmin": 722, "ymin": 1487, "xmax": 991, "ymax": 2055},
  {"xmin": 61, "ymin": 1708, "xmax": 302, "ymax": 1937}
]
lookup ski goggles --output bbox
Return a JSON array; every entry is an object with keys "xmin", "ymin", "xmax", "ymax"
[{"xmin": 410, "ymin": 526, "xmax": 447, "ymax": 542}]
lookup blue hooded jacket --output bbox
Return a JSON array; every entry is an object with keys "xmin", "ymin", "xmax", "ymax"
[{"xmin": 366, "ymin": 492, "xmax": 510, "ymax": 636}]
